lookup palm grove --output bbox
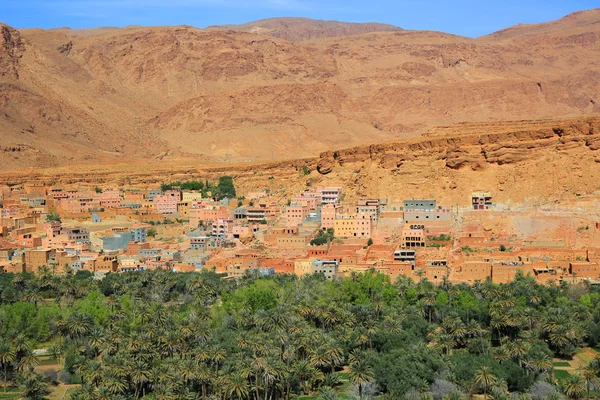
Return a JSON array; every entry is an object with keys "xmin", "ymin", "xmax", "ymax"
[{"xmin": 1, "ymin": 269, "xmax": 600, "ymax": 400}]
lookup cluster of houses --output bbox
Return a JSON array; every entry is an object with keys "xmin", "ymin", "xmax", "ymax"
[{"xmin": 1, "ymin": 182, "xmax": 599, "ymax": 285}]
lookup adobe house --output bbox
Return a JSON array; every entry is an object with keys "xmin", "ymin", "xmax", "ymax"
[{"xmin": 471, "ymin": 191, "xmax": 494, "ymax": 210}]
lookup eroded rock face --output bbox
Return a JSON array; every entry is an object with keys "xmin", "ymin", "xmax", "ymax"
[
  {"xmin": 0, "ymin": 24, "xmax": 25, "ymax": 79},
  {"xmin": 314, "ymin": 117, "xmax": 600, "ymax": 175}
]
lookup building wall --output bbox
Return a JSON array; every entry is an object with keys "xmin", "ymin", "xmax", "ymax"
[
  {"xmin": 103, "ymin": 232, "xmax": 133, "ymax": 251},
  {"xmin": 459, "ymin": 261, "xmax": 492, "ymax": 282},
  {"xmin": 285, "ymin": 205, "xmax": 309, "ymax": 227},
  {"xmin": 334, "ymin": 214, "xmax": 372, "ymax": 238}
]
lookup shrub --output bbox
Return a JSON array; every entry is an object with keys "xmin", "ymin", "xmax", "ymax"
[
  {"xmin": 43, "ymin": 369, "xmax": 59, "ymax": 385},
  {"xmin": 57, "ymin": 370, "xmax": 71, "ymax": 385},
  {"xmin": 47, "ymin": 210, "xmax": 61, "ymax": 222}
]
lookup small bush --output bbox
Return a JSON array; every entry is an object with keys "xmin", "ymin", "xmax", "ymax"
[{"xmin": 58, "ymin": 370, "xmax": 71, "ymax": 385}]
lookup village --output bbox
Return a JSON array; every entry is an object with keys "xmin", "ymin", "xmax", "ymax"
[{"xmin": 1, "ymin": 178, "xmax": 600, "ymax": 286}]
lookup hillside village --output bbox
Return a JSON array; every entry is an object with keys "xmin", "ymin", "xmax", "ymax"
[{"xmin": 1, "ymin": 177, "xmax": 600, "ymax": 285}]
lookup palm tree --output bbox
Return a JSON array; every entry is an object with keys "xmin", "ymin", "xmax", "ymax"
[
  {"xmin": 348, "ymin": 357, "xmax": 374, "ymax": 400},
  {"xmin": 583, "ymin": 367, "xmax": 598, "ymax": 400},
  {"xmin": 562, "ymin": 374, "xmax": 586, "ymax": 399},
  {"xmin": 46, "ymin": 346, "xmax": 61, "ymax": 365},
  {"xmin": 524, "ymin": 354, "xmax": 553, "ymax": 377},
  {"xmin": 0, "ymin": 341, "xmax": 16, "ymax": 393},
  {"xmin": 130, "ymin": 360, "xmax": 150, "ymax": 399},
  {"xmin": 224, "ymin": 372, "xmax": 250, "ymax": 400},
  {"xmin": 317, "ymin": 387, "xmax": 340, "ymax": 400},
  {"xmin": 19, "ymin": 371, "xmax": 51, "ymax": 400},
  {"xmin": 17, "ymin": 351, "xmax": 39, "ymax": 372},
  {"xmin": 474, "ymin": 367, "xmax": 497, "ymax": 399},
  {"xmin": 65, "ymin": 312, "xmax": 92, "ymax": 339}
]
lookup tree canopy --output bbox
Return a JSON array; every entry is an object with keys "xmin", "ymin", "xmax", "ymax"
[{"xmin": 0, "ymin": 269, "xmax": 599, "ymax": 399}]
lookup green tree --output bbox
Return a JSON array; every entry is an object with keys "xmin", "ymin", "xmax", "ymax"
[
  {"xmin": 19, "ymin": 371, "xmax": 51, "ymax": 400},
  {"xmin": 474, "ymin": 367, "xmax": 497, "ymax": 399},
  {"xmin": 46, "ymin": 211, "xmax": 61, "ymax": 222},
  {"xmin": 0, "ymin": 341, "xmax": 16, "ymax": 392},
  {"xmin": 349, "ymin": 354, "xmax": 374, "ymax": 400}
]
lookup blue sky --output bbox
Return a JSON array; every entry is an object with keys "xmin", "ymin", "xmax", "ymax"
[{"xmin": 3, "ymin": 0, "xmax": 598, "ymax": 37}]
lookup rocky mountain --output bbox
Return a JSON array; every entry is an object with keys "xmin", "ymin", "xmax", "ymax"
[
  {"xmin": 207, "ymin": 17, "xmax": 402, "ymax": 41},
  {"xmin": 0, "ymin": 11, "xmax": 599, "ymax": 170}
]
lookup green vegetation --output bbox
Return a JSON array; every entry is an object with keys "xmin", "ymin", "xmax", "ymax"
[
  {"xmin": 553, "ymin": 361, "xmax": 571, "ymax": 367},
  {"xmin": 1, "ymin": 271, "xmax": 600, "ymax": 399},
  {"xmin": 300, "ymin": 166, "xmax": 311, "ymax": 176},
  {"xmin": 46, "ymin": 211, "xmax": 61, "ymax": 223},
  {"xmin": 554, "ymin": 370, "xmax": 571, "ymax": 380},
  {"xmin": 146, "ymin": 228, "xmax": 157, "ymax": 238},
  {"xmin": 161, "ymin": 176, "xmax": 236, "ymax": 200},
  {"xmin": 367, "ymin": 238, "xmax": 373, "ymax": 247},
  {"xmin": 427, "ymin": 234, "xmax": 451, "ymax": 242},
  {"xmin": 311, "ymin": 228, "xmax": 335, "ymax": 246}
]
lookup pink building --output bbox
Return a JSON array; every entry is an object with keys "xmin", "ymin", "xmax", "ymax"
[
  {"xmin": 44, "ymin": 222, "xmax": 62, "ymax": 238},
  {"xmin": 153, "ymin": 191, "xmax": 181, "ymax": 215},
  {"xmin": 247, "ymin": 201, "xmax": 279, "ymax": 223},
  {"xmin": 233, "ymin": 225, "xmax": 253, "ymax": 239},
  {"xmin": 292, "ymin": 193, "xmax": 320, "ymax": 210},
  {"xmin": 321, "ymin": 203, "xmax": 342, "ymax": 230},
  {"xmin": 59, "ymin": 194, "xmax": 101, "ymax": 213},
  {"xmin": 318, "ymin": 187, "xmax": 343, "ymax": 204},
  {"xmin": 98, "ymin": 189, "xmax": 122, "ymax": 209},
  {"xmin": 212, "ymin": 218, "xmax": 234, "ymax": 238},
  {"xmin": 189, "ymin": 206, "xmax": 230, "ymax": 227},
  {"xmin": 285, "ymin": 204, "xmax": 309, "ymax": 227}
]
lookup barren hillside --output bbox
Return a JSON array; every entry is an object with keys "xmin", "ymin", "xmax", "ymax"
[
  {"xmin": 0, "ymin": 11, "xmax": 599, "ymax": 170},
  {"xmin": 207, "ymin": 17, "xmax": 402, "ymax": 41},
  {"xmin": 2, "ymin": 116, "xmax": 599, "ymax": 208}
]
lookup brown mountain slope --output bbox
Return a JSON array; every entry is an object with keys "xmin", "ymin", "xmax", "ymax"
[
  {"xmin": 482, "ymin": 8, "xmax": 600, "ymax": 40},
  {"xmin": 1, "ymin": 12, "xmax": 600, "ymax": 170},
  {"xmin": 207, "ymin": 17, "xmax": 402, "ymax": 41},
  {"xmin": 1, "ymin": 116, "xmax": 599, "ymax": 209}
]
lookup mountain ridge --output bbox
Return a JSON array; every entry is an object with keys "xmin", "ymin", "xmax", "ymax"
[{"xmin": 1, "ymin": 10, "xmax": 600, "ymax": 170}]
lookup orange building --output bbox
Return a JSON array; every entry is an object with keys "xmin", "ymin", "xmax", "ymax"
[
  {"xmin": 334, "ymin": 213, "xmax": 372, "ymax": 238},
  {"xmin": 285, "ymin": 204, "xmax": 310, "ymax": 227},
  {"xmin": 569, "ymin": 262, "xmax": 600, "ymax": 280}
]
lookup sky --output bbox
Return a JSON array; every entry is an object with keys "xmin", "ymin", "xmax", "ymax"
[{"xmin": 3, "ymin": 0, "xmax": 598, "ymax": 37}]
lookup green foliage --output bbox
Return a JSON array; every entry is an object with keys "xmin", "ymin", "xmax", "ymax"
[
  {"xmin": 46, "ymin": 211, "xmax": 61, "ymax": 223},
  {"xmin": 215, "ymin": 176, "xmax": 236, "ymax": 200},
  {"xmin": 0, "ymin": 269, "xmax": 595, "ymax": 400},
  {"xmin": 311, "ymin": 228, "xmax": 335, "ymax": 246},
  {"xmin": 300, "ymin": 166, "xmax": 311, "ymax": 175},
  {"xmin": 222, "ymin": 280, "xmax": 278, "ymax": 312},
  {"xmin": 180, "ymin": 181, "xmax": 204, "ymax": 191},
  {"xmin": 500, "ymin": 245, "xmax": 507, "ymax": 252},
  {"xmin": 427, "ymin": 234, "xmax": 451, "ymax": 241},
  {"xmin": 367, "ymin": 238, "xmax": 373, "ymax": 246},
  {"xmin": 160, "ymin": 183, "xmax": 173, "ymax": 192},
  {"xmin": 369, "ymin": 344, "xmax": 445, "ymax": 397}
]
